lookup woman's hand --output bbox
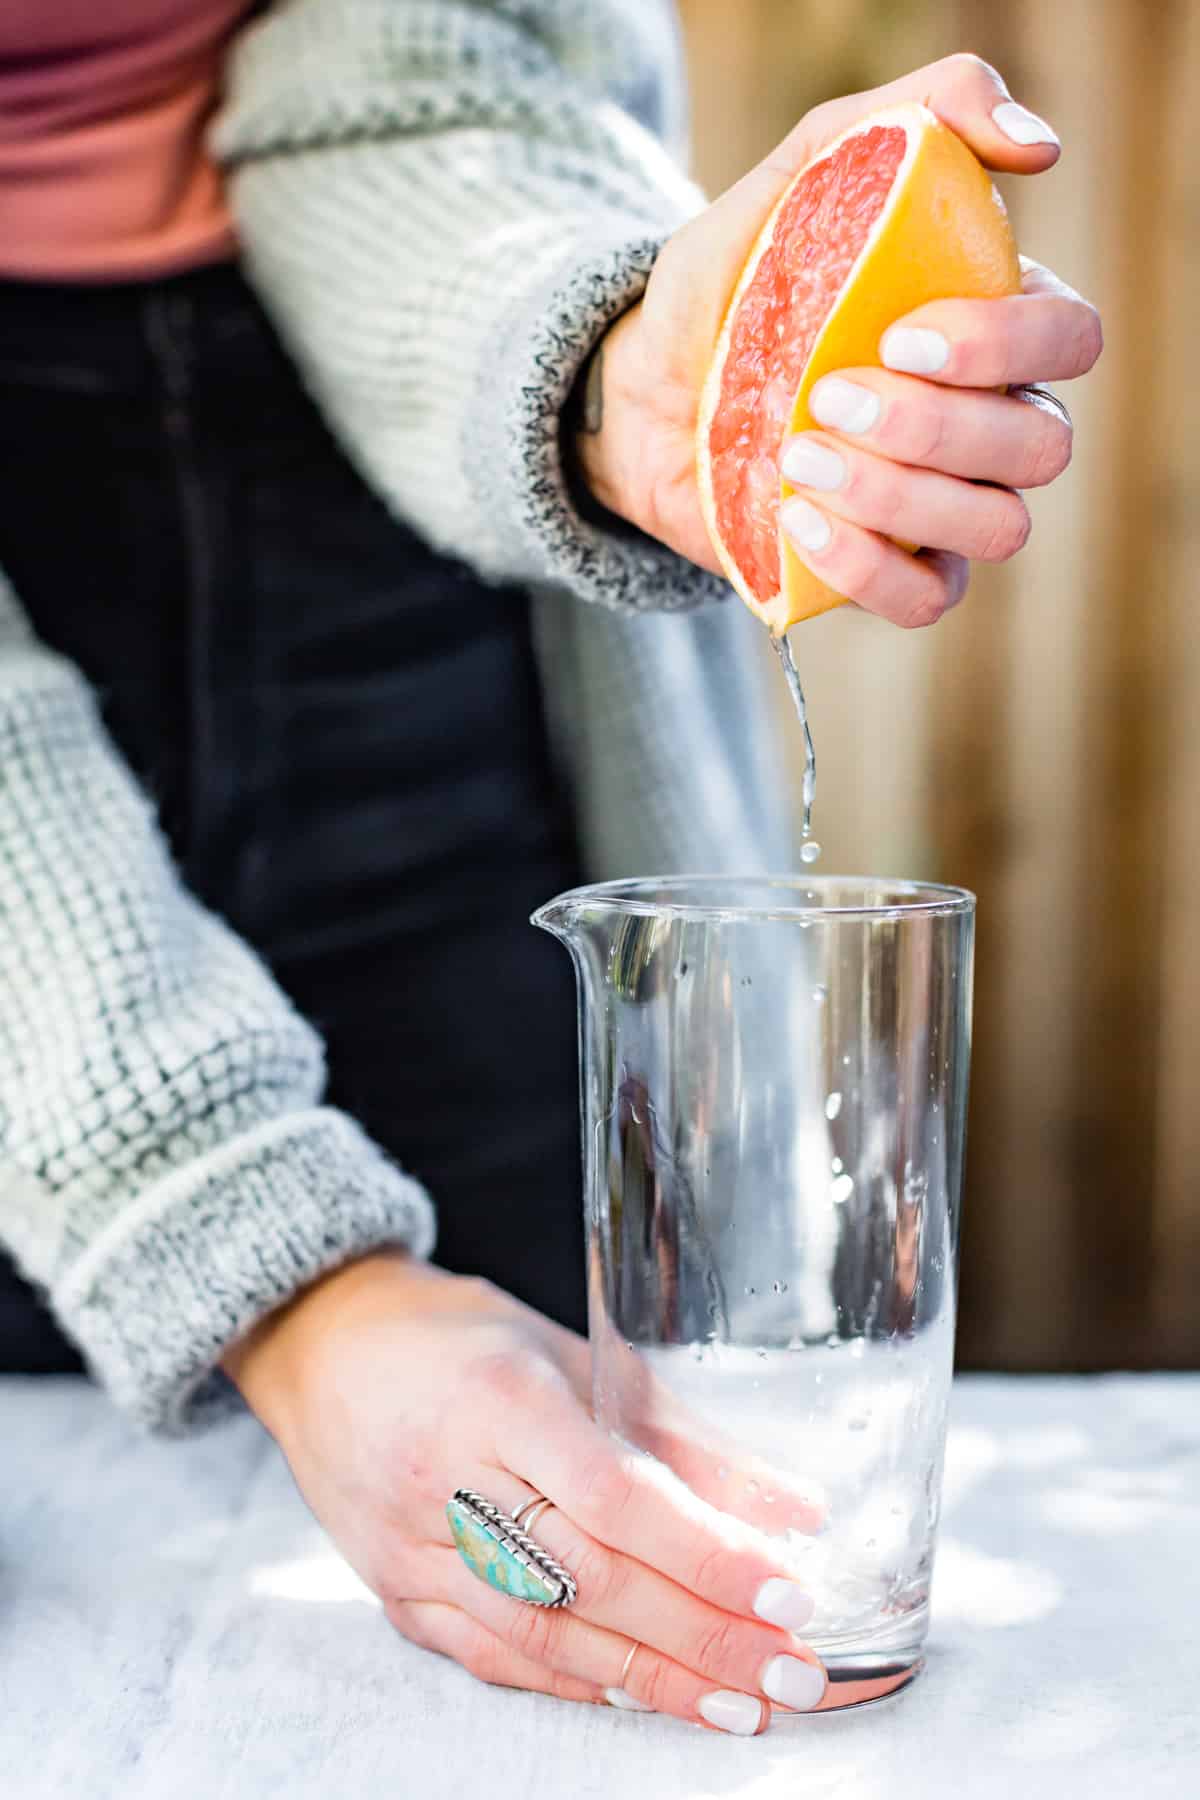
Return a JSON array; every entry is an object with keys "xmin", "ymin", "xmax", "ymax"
[
  {"xmin": 224, "ymin": 1252, "xmax": 830, "ymax": 1733},
  {"xmin": 578, "ymin": 53, "xmax": 1102, "ymax": 628}
]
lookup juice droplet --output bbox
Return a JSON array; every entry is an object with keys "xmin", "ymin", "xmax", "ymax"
[
  {"xmin": 824, "ymin": 1090, "xmax": 842, "ymax": 1120},
  {"xmin": 771, "ymin": 631, "xmax": 817, "ymax": 842},
  {"xmin": 799, "ymin": 839, "xmax": 821, "ymax": 865}
]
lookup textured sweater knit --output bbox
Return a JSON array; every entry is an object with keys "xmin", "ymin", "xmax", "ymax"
[{"xmin": 0, "ymin": 0, "xmax": 793, "ymax": 1433}]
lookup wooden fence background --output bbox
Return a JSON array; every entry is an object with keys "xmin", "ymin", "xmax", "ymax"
[{"xmin": 680, "ymin": 0, "xmax": 1200, "ymax": 1368}]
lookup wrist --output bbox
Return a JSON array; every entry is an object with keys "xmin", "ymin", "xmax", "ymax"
[
  {"xmin": 570, "ymin": 302, "xmax": 651, "ymax": 530},
  {"xmin": 222, "ymin": 1249, "xmax": 432, "ymax": 1436}
]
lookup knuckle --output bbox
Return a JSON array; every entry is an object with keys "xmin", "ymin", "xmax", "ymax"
[
  {"xmin": 463, "ymin": 1633, "xmax": 508, "ymax": 1688},
  {"xmin": 506, "ymin": 1595, "xmax": 559, "ymax": 1663},
  {"xmin": 903, "ymin": 581, "xmax": 949, "ymax": 631},
  {"xmin": 868, "ymin": 474, "xmax": 908, "ymax": 536},
  {"xmin": 689, "ymin": 1541, "xmax": 736, "ymax": 1599},
  {"xmin": 635, "ymin": 1654, "xmax": 675, "ymax": 1715},
  {"xmin": 896, "ymin": 398, "xmax": 946, "ymax": 464},
  {"xmin": 831, "ymin": 532, "xmax": 882, "ymax": 602},
  {"xmin": 1026, "ymin": 418, "xmax": 1073, "ymax": 486},
  {"xmin": 944, "ymin": 51, "xmax": 1003, "ymax": 89},
  {"xmin": 1074, "ymin": 303, "xmax": 1104, "ymax": 372},
  {"xmin": 469, "ymin": 1346, "xmax": 536, "ymax": 1406},
  {"xmin": 572, "ymin": 1450, "xmax": 636, "ymax": 1530},
  {"xmin": 977, "ymin": 493, "xmax": 1031, "ymax": 561},
  {"xmin": 691, "ymin": 1614, "xmax": 749, "ymax": 1682},
  {"xmin": 567, "ymin": 1539, "xmax": 622, "ymax": 1610}
]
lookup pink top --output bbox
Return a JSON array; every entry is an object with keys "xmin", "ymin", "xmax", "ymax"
[{"xmin": 0, "ymin": 0, "xmax": 253, "ymax": 282}]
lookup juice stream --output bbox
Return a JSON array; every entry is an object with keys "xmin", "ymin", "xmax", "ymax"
[{"xmin": 771, "ymin": 631, "xmax": 820, "ymax": 862}]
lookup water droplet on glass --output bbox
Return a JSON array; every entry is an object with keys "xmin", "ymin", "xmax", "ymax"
[
  {"xmin": 787, "ymin": 1333, "xmax": 805, "ymax": 1351},
  {"xmin": 824, "ymin": 1090, "xmax": 842, "ymax": 1121},
  {"xmin": 831, "ymin": 1172, "xmax": 855, "ymax": 1205},
  {"xmin": 756, "ymin": 1346, "xmax": 768, "ymax": 1360},
  {"xmin": 812, "ymin": 982, "xmax": 827, "ymax": 1005},
  {"xmin": 691, "ymin": 1341, "xmax": 704, "ymax": 1362},
  {"xmin": 831, "ymin": 1155, "xmax": 844, "ymax": 1174},
  {"xmin": 800, "ymin": 839, "xmax": 821, "ymax": 865},
  {"xmin": 626, "ymin": 1342, "xmax": 634, "ymax": 1353},
  {"xmin": 849, "ymin": 1336, "xmax": 866, "ymax": 1359},
  {"xmin": 772, "ymin": 1279, "xmax": 789, "ymax": 1294},
  {"xmin": 763, "ymin": 1492, "xmax": 776, "ymax": 1505},
  {"xmin": 848, "ymin": 1416, "xmax": 869, "ymax": 1432},
  {"xmin": 825, "ymin": 1332, "xmax": 841, "ymax": 1349},
  {"xmin": 679, "ymin": 961, "xmax": 689, "ymax": 976},
  {"xmin": 842, "ymin": 1053, "xmax": 851, "ymax": 1067},
  {"xmin": 745, "ymin": 1285, "xmax": 757, "ymax": 1296}
]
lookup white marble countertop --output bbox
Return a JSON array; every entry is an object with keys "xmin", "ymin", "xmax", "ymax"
[{"xmin": 4, "ymin": 1374, "xmax": 1198, "ymax": 1799}]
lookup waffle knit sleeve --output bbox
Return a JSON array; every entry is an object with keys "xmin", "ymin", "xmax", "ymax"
[
  {"xmin": 0, "ymin": 587, "xmax": 435, "ymax": 1434},
  {"xmin": 212, "ymin": 0, "xmax": 729, "ymax": 613}
]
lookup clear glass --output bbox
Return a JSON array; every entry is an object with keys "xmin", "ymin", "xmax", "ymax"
[{"xmin": 534, "ymin": 875, "xmax": 975, "ymax": 1708}]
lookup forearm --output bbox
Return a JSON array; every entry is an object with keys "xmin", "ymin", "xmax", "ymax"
[
  {"xmin": 213, "ymin": 0, "xmax": 727, "ymax": 611},
  {"xmin": 0, "ymin": 582, "xmax": 435, "ymax": 1432}
]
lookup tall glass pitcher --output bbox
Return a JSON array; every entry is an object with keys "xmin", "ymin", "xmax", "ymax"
[{"xmin": 534, "ymin": 875, "xmax": 974, "ymax": 1701}]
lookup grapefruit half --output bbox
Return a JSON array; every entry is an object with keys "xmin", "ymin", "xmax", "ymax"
[{"xmin": 696, "ymin": 103, "xmax": 1022, "ymax": 633}]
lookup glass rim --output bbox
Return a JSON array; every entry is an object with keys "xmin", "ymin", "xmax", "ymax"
[{"xmin": 533, "ymin": 873, "xmax": 976, "ymax": 927}]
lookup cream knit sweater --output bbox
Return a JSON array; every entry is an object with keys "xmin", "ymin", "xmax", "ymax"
[{"xmin": 0, "ymin": 0, "xmax": 792, "ymax": 1432}]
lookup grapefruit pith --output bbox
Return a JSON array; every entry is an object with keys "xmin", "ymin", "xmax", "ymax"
[{"xmin": 696, "ymin": 103, "xmax": 1022, "ymax": 633}]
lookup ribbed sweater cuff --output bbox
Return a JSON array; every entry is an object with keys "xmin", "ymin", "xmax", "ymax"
[
  {"xmin": 52, "ymin": 1108, "xmax": 436, "ymax": 1436},
  {"xmin": 467, "ymin": 224, "xmax": 730, "ymax": 613}
]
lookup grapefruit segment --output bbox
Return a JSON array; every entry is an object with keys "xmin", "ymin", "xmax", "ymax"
[{"xmin": 696, "ymin": 104, "xmax": 1022, "ymax": 633}]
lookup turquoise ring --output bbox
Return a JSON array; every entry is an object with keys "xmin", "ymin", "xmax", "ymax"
[{"xmin": 447, "ymin": 1488, "xmax": 578, "ymax": 1608}]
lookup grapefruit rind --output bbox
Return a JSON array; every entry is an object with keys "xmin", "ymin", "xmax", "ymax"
[{"xmin": 696, "ymin": 103, "xmax": 1022, "ymax": 634}]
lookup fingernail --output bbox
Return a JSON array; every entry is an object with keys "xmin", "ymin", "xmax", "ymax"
[
  {"xmin": 991, "ymin": 100, "xmax": 1060, "ymax": 148},
  {"xmin": 752, "ymin": 1577, "xmax": 816, "ymax": 1632},
  {"xmin": 780, "ymin": 496, "xmax": 832, "ymax": 553},
  {"xmin": 809, "ymin": 376, "xmax": 881, "ymax": 435},
  {"xmin": 761, "ymin": 1654, "xmax": 826, "ymax": 1712},
  {"xmin": 697, "ymin": 1690, "xmax": 765, "ymax": 1736},
  {"xmin": 781, "ymin": 437, "xmax": 845, "ymax": 491},
  {"xmin": 880, "ymin": 327, "xmax": 950, "ymax": 375},
  {"xmin": 606, "ymin": 1687, "xmax": 654, "ymax": 1712}
]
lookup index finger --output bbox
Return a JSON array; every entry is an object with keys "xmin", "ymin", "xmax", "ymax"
[
  {"xmin": 503, "ymin": 1378, "xmax": 817, "ymax": 1632},
  {"xmin": 773, "ymin": 52, "xmax": 1060, "ymax": 185}
]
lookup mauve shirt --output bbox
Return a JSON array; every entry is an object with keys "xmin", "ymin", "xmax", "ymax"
[{"xmin": 0, "ymin": 0, "xmax": 255, "ymax": 281}]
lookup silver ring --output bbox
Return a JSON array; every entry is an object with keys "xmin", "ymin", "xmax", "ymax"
[
  {"xmin": 447, "ymin": 1488, "xmax": 578, "ymax": 1609},
  {"xmin": 1010, "ymin": 382, "xmax": 1072, "ymax": 430},
  {"xmin": 619, "ymin": 1641, "xmax": 642, "ymax": 1688},
  {"xmin": 510, "ymin": 1493, "xmax": 548, "ymax": 1528}
]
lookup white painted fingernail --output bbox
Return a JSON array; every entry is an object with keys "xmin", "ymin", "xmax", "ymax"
[
  {"xmin": 606, "ymin": 1687, "xmax": 654, "ymax": 1712},
  {"xmin": 698, "ymin": 1690, "xmax": 765, "ymax": 1735},
  {"xmin": 761, "ymin": 1655, "xmax": 826, "ymax": 1712},
  {"xmin": 992, "ymin": 100, "xmax": 1060, "ymax": 148},
  {"xmin": 809, "ymin": 376, "xmax": 881, "ymax": 435},
  {"xmin": 780, "ymin": 496, "xmax": 831, "ymax": 553},
  {"xmin": 781, "ymin": 437, "xmax": 845, "ymax": 491},
  {"xmin": 753, "ymin": 1577, "xmax": 816, "ymax": 1632},
  {"xmin": 880, "ymin": 327, "xmax": 950, "ymax": 375}
]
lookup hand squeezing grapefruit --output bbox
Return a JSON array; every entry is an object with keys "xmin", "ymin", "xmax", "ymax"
[{"xmin": 696, "ymin": 103, "xmax": 1022, "ymax": 634}]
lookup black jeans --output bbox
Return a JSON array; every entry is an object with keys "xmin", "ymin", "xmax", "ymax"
[{"xmin": 0, "ymin": 262, "xmax": 587, "ymax": 1371}]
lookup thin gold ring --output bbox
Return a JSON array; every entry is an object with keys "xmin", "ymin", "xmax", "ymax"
[{"xmin": 619, "ymin": 1641, "xmax": 642, "ymax": 1688}]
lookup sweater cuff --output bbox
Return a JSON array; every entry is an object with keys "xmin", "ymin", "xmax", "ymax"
[
  {"xmin": 466, "ymin": 225, "xmax": 730, "ymax": 613},
  {"xmin": 52, "ymin": 1108, "xmax": 436, "ymax": 1436}
]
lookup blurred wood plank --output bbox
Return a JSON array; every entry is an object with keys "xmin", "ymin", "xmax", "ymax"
[
  {"xmin": 677, "ymin": 0, "xmax": 1200, "ymax": 1368},
  {"xmin": 1149, "ymin": 0, "xmax": 1200, "ymax": 1360}
]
